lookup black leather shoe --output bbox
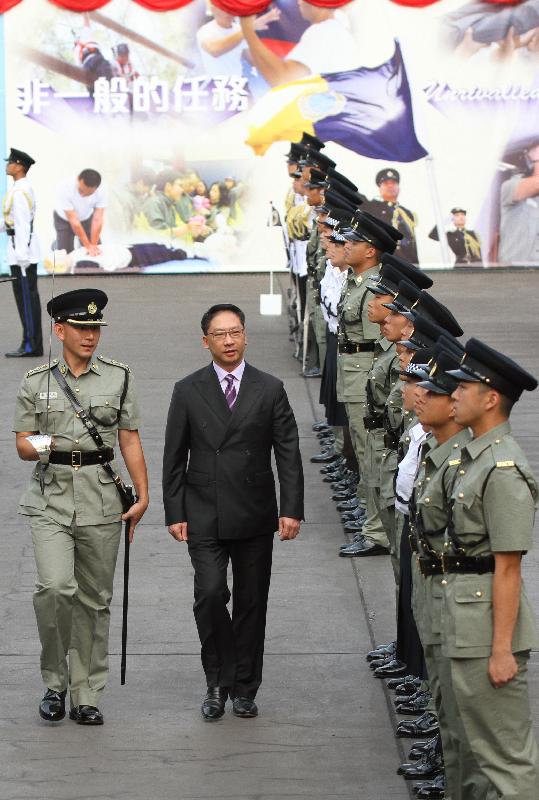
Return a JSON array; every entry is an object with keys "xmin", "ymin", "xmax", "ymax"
[
  {"xmin": 5, "ymin": 347, "xmax": 44, "ymax": 358},
  {"xmin": 343, "ymin": 519, "xmax": 366, "ymax": 533},
  {"xmin": 408, "ymin": 736, "xmax": 439, "ymax": 762},
  {"xmin": 331, "ymin": 474, "xmax": 357, "ymax": 491},
  {"xmin": 396, "ymin": 691, "xmax": 431, "ymax": 715},
  {"xmin": 201, "ymin": 687, "xmax": 228, "ymax": 721},
  {"xmin": 302, "ymin": 367, "xmax": 322, "ymax": 378},
  {"xmin": 69, "ymin": 705, "xmax": 104, "ymax": 725},
  {"xmin": 322, "ymin": 469, "xmax": 346, "ymax": 483},
  {"xmin": 332, "ymin": 490, "xmax": 356, "ymax": 502},
  {"xmin": 373, "ymin": 658, "xmax": 407, "ymax": 677},
  {"xmin": 39, "ymin": 688, "xmax": 66, "ymax": 722},
  {"xmin": 396, "ymin": 712, "xmax": 439, "ymax": 738},
  {"xmin": 310, "ymin": 449, "xmax": 338, "ymax": 464},
  {"xmin": 369, "ymin": 654, "xmax": 393, "ymax": 670},
  {"xmin": 340, "ymin": 539, "xmax": 390, "ymax": 558},
  {"xmin": 232, "ymin": 696, "xmax": 258, "ymax": 718},
  {"xmin": 414, "ymin": 774, "xmax": 446, "ymax": 798},
  {"xmin": 339, "ymin": 533, "xmax": 363, "ymax": 550},
  {"xmin": 387, "ymin": 674, "xmax": 420, "ymax": 690},
  {"xmin": 341, "ymin": 507, "xmax": 366, "ymax": 522},
  {"xmin": 394, "ymin": 677, "xmax": 424, "ymax": 696},
  {"xmin": 320, "ymin": 457, "xmax": 345, "ymax": 474},
  {"xmin": 336, "ymin": 497, "xmax": 359, "ymax": 512},
  {"xmin": 366, "ymin": 641, "xmax": 396, "ymax": 661},
  {"xmin": 398, "ymin": 752, "xmax": 444, "ymax": 780},
  {"xmin": 317, "ymin": 429, "xmax": 334, "ymax": 439},
  {"xmin": 312, "ymin": 421, "xmax": 330, "ymax": 432}
]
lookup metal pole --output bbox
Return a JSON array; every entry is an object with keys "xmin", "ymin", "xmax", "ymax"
[{"xmin": 425, "ymin": 154, "xmax": 452, "ymax": 268}]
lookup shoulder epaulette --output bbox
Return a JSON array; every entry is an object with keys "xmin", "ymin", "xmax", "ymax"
[
  {"xmin": 25, "ymin": 363, "xmax": 49, "ymax": 378},
  {"xmin": 496, "ymin": 460, "xmax": 515, "ymax": 468},
  {"xmin": 97, "ymin": 355, "xmax": 131, "ymax": 372}
]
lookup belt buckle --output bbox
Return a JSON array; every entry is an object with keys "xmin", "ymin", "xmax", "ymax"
[
  {"xmin": 71, "ymin": 450, "xmax": 82, "ymax": 468},
  {"xmin": 441, "ymin": 553, "xmax": 449, "ymax": 573}
]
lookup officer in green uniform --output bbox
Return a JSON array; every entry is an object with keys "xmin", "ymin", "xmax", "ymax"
[
  {"xmin": 13, "ymin": 289, "xmax": 149, "ymax": 726},
  {"xmin": 441, "ymin": 338, "xmax": 539, "ymax": 799},
  {"xmin": 304, "ymin": 168, "xmax": 329, "ymax": 376},
  {"xmin": 337, "ymin": 211, "xmax": 402, "ymax": 520},
  {"xmin": 340, "ymin": 257, "xmax": 433, "ymax": 559}
]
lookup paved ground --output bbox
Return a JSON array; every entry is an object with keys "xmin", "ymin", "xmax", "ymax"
[{"xmin": 0, "ymin": 271, "xmax": 537, "ymax": 800}]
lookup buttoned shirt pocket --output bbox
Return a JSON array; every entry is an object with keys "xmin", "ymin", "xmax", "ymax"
[
  {"xmin": 98, "ymin": 467, "xmax": 123, "ymax": 517},
  {"xmin": 454, "ymin": 575, "xmax": 493, "ymax": 648},
  {"xmin": 341, "ymin": 359, "xmax": 369, "ymax": 400},
  {"xmin": 35, "ymin": 397, "xmax": 65, "ymax": 433},
  {"xmin": 90, "ymin": 394, "xmax": 122, "ymax": 427},
  {"xmin": 451, "ymin": 487, "xmax": 488, "ymax": 546}
]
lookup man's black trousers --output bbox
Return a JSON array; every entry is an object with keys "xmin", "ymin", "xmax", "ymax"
[{"xmin": 188, "ymin": 534, "xmax": 274, "ymax": 699}]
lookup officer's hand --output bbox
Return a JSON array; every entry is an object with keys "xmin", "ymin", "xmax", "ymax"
[
  {"xmin": 488, "ymin": 651, "xmax": 518, "ymax": 688},
  {"xmin": 278, "ymin": 517, "xmax": 301, "ymax": 541},
  {"xmin": 122, "ymin": 499, "xmax": 148, "ymax": 543},
  {"xmin": 169, "ymin": 522, "xmax": 188, "ymax": 542}
]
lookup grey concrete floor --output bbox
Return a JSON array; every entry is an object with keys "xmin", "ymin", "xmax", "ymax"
[{"xmin": 0, "ymin": 271, "xmax": 537, "ymax": 800}]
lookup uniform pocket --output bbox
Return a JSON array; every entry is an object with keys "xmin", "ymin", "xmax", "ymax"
[
  {"xmin": 98, "ymin": 467, "xmax": 122, "ymax": 516},
  {"xmin": 90, "ymin": 395, "xmax": 121, "ymax": 427},
  {"xmin": 454, "ymin": 575, "xmax": 493, "ymax": 647},
  {"xmin": 341, "ymin": 361, "xmax": 368, "ymax": 400},
  {"xmin": 20, "ymin": 466, "xmax": 55, "ymax": 510},
  {"xmin": 35, "ymin": 397, "xmax": 66, "ymax": 433}
]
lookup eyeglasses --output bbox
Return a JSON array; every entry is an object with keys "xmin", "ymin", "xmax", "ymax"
[{"xmin": 206, "ymin": 327, "xmax": 245, "ymax": 341}]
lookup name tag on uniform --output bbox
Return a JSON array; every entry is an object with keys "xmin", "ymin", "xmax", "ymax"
[{"xmin": 39, "ymin": 391, "xmax": 58, "ymax": 399}]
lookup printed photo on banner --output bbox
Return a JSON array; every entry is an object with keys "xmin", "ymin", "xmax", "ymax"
[{"xmin": 2, "ymin": 0, "xmax": 539, "ymax": 272}]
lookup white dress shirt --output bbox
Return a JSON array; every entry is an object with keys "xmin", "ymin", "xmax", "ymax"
[
  {"xmin": 55, "ymin": 178, "xmax": 107, "ymax": 221},
  {"xmin": 395, "ymin": 424, "xmax": 430, "ymax": 515},
  {"xmin": 0, "ymin": 177, "xmax": 41, "ymax": 267},
  {"xmin": 320, "ymin": 262, "xmax": 347, "ymax": 334}
]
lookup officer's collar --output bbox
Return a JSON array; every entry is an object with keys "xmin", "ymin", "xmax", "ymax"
[
  {"xmin": 57, "ymin": 357, "xmax": 100, "ymax": 377},
  {"xmin": 378, "ymin": 336, "xmax": 393, "ymax": 351},
  {"xmin": 427, "ymin": 428, "xmax": 471, "ymax": 469},
  {"xmin": 463, "ymin": 420, "xmax": 511, "ymax": 460}
]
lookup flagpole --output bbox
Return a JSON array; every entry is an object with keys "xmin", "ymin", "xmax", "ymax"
[{"xmin": 425, "ymin": 154, "xmax": 452, "ymax": 268}]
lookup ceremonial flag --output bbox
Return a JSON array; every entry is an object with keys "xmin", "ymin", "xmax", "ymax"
[{"xmin": 246, "ymin": 42, "xmax": 428, "ymax": 163}]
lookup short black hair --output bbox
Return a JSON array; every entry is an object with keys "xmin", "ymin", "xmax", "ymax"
[
  {"xmin": 155, "ymin": 169, "xmax": 180, "ymax": 191},
  {"xmin": 201, "ymin": 304, "xmax": 245, "ymax": 335},
  {"xmin": 78, "ymin": 169, "xmax": 102, "ymax": 188}
]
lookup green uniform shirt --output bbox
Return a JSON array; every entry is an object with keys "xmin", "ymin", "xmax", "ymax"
[
  {"xmin": 13, "ymin": 356, "xmax": 141, "ymax": 527},
  {"xmin": 364, "ymin": 338, "xmax": 396, "ymax": 487},
  {"xmin": 336, "ymin": 267, "xmax": 380, "ymax": 401},
  {"xmin": 441, "ymin": 421, "xmax": 539, "ymax": 658},
  {"xmin": 413, "ymin": 428, "xmax": 472, "ymax": 645}
]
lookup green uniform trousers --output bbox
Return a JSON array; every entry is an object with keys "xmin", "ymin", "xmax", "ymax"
[
  {"xmin": 30, "ymin": 514, "xmax": 122, "ymax": 708},
  {"xmin": 344, "ymin": 400, "xmax": 367, "ymax": 509},
  {"xmin": 449, "ymin": 652, "xmax": 539, "ymax": 800},
  {"xmin": 361, "ymin": 429, "xmax": 389, "ymax": 549},
  {"xmin": 311, "ymin": 305, "xmax": 327, "ymax": 370},
  {"xmin": 332, "ymin": 426, "xmax": 344, "ymax": 456}
]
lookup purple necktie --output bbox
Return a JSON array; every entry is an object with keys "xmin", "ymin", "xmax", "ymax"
[{"xmin": 224, "ymin": 374, "xmax": 237, "ymax": 409}]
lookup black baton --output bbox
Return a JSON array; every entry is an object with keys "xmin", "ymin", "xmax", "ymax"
[{"xmin": 120, "ymin": 519, "xmax": 131, "ymax": 685}]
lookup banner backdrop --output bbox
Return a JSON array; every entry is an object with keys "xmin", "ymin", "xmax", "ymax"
[{"xmin": 2, "ymin": 0, "xmax": 539, "ymax": 274}]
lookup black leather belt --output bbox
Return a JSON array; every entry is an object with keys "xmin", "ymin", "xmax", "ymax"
[
  {"xmin": 363, "ymin": 414, "xmax": 384, "ymax": 430},
  {"xmin": 338, "ymin": 341, "xmax": 376, "ymax": 354},
  {"xmin": 441, "ymin": 554, "xmax": 495, "ymax": 575},
  {"xmin": 49, "ymin": 447, "xmax": 114, "ymax": 467},
  {"xmin": 418, "ymin": 556, "xmax": 443, "ymax": 576},
  {"xmin": 384, "ymin": 432, "xmax": 399, "ymax": 450}
]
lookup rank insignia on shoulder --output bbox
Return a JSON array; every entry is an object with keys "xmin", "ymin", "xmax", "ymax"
[
  {"xmin": 496, "ymin": 460, "xmax": 515, "ymax": 468},
  {"xmin": 97, "ymin": 355, "xmax": 131, "ymax": 372},
  {"xmin": 26, "ymin": 363, "xmax": 49, "ymax": 378},
  {"xmin": 448, "ymin": 459, "xmax": 461, "ymax": 466}
]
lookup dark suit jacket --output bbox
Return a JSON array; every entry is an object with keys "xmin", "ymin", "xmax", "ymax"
[{"xmin": 162, "ymin": 362, "xmax": 304, "ymax": 539}]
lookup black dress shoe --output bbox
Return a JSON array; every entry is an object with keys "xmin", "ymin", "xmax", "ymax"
[
  {"xmin": 398, "ymin": 752, "xmax": 444, "ymax": 780},
  {"xmin": 373, "ymin": 658, "xmax": 407, "ymax": 677},
  {"xmin": 339, "ymin": 533, "xmax": 363, "ymax": 550},
  {"xmin": 39, "ymin": 688, "xmax": 66, "ymax": 722},
  {"xmin": 310, "ymin": 449, "xmax": 338, "ymax": 464},
  {"xmin": 408, "ymin": 736, "xmax": 439, "ymax": 762},
  {"xmin": 312, "ymin": 421, "xmax": 330, "ymax": 432},
  {"xmin": 387, "ymin": 674, "xmax": 420, "ymax": 690},
  {"xmin": 201, "ymin": 686, "xmax": 228, "ymax": 721},
  {"xmin": 322, "ymin": 469, "xmax": 346, "ymax": 483},
  {"xmin": 395, "ymin": 691, "xmax": 431, "ymax": 715},
  {"xmin": 414, "ymin": 774, "xmax": 445, "ymax": 798},
  {"xmin": 341, "ymin": 507, "xmax": 366, "ymax": 522},
  {"xmin": 369, "ymin": 655, "xmax": 393, "ymax": 670},
  {"xmin": 231, "ymin": 696, "xmax": 258, "ymax": 718},
  {"xmin": 396, "ymin": 712, "xmax": 439, "ymax": 738},
  {"xmin": 366, "ymin": 641, "xmax": 396, "ymax": 661},
  {"xmin": 69, "ymin": 705, "xmax": 104, "ymax": 725},
  {"xmin": 317, "ymin": 429, "xmax": 334, "ymax": 439},
  {"xmin": 320, "ymin": 457, "xmax": 345, "ymax": 474},
  {"xmin": 340, "ymin": 539, "xmax": 390, "ymax": 558},
  {"xmin": 393, "ymin": 677, "xmax": 423, "ymax": 695},
  {"xmin": 336, "ymin": 497, "xmax": 359, "ymax": 512},
  {"xmin": 302, "ymin": 367, "xmax": 322, "ymax": 378},
  {"xmin": 332, "ymin": 490, "xmax": 356, "ymax": 502},
  {"xmin": 5, "ymin": 347, "xmax": 44, "ymax": 358}
]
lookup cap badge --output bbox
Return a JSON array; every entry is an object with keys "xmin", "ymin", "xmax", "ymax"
[{"xmin": 88, "ymin": 301, "xmax": 97, "ymax": 315}]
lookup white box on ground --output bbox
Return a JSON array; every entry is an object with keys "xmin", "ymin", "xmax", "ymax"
[{"xmin": 260, "ymin": 293, "xmax": 282, "ymax": 315}]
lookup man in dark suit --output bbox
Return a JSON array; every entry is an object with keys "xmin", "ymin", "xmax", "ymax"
[{"xmin": 162, "ymin": 303, "xmax": 304, "ymax": 721}]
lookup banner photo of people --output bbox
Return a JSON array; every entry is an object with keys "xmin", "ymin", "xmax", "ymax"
[{"xmin": 1, "ymin": 0, "xmax": 539, "ymax": 274}]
